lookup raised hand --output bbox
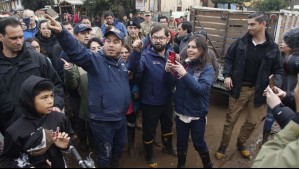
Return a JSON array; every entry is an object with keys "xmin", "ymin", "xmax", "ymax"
[
  {"xmin": 61, "ymin": 58, "xmax": 72, "ymax": 70},
  {"xmin": 45, "ymin": 14, "xmax": 63, "ymax": 33},
  {"xmin": 132, "ymin": 36, "xmax": 143, "ymax": 52},
  {"xmin": 52, "ymin": 132, "xmax": 70, "ymax": 149}
]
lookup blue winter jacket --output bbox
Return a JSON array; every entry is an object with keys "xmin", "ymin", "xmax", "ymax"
[
  {"xmin": 101, "ymin": 18, "xmax": 127, "ymax": 36},
  {"xmin": 128, "ymin": 46, "xmax": 176, "ymax": 105},
  {"xmin": 54, "ymin": 29, "xmax": 131, "ymax": 121},
  {"xmin": 174, "ymin": 61, "xmax": 215, "ymax": 118}
]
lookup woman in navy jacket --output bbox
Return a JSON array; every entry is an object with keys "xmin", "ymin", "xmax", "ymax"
[{"xmin": 166, "ymin": 35, "xmax": 215, "ymax": 168}]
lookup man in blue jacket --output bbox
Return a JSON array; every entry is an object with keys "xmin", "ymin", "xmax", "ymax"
[
  {"xmin": 46, "ymin": 15, "xmax": 131, "ymax": 168},
  {"xmin": 101, "ymin": 11, "xmax": 127, "ymax": 37},
  {"xmin": 128, "ymin": 23, "xmax": 176, "ymax": 168}
]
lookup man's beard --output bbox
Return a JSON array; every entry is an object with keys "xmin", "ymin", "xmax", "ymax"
[{"xmin": 152, "ymin": 43, "xmax": 167, "ymax": 52}]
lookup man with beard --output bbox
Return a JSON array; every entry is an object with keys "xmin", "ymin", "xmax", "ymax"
[
  {"xmin": 46, "ymin": 15, "xmax": 131, "ymax": 168},
  {"xmin": 128, "ymin": 23, "xmax": 177, "ymax": 168},
  {"xmin": 215, "ymin": 12, "xmax": 284, "ymax": 160}
]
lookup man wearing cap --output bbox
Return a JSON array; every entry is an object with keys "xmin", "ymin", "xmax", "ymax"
[
  {"xmin": 140, "ymin": 11, "xmax": 155, "ymax": 37},
  {"xmin": 46, "ymin": 14, "xmax": 130, "ymax": 168},
  {"xmin": 101, "ymin": 11, "xmax": 127, "ymax": 37},
  {"xmin": 125, "ymin": 19, "xmax": 144, "ymax": 49},
  {"xmin": 63, "ymin": 23, "xmax": 92, "ymax": 151}
]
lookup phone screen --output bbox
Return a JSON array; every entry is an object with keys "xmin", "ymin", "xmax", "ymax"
[
  {"xmin": 269, "ymin": 75, "xmax": 275, "ymax": 89},
  {"xmin": 23, "ymin": 17, "xmax": 30, "ymax": 30},
  {"xmin": 169, "ymin": 51, "xmax": 176, "ymax": 64}
]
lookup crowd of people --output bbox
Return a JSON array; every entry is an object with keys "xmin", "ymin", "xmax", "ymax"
[{"xmin": 0, "ymin": 8, "xmax": 298, "ymax": 168}]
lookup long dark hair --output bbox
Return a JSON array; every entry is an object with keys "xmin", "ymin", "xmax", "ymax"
[{"xmin": 180, "ymin": 36, "xmax": 209, "ymax": 71}]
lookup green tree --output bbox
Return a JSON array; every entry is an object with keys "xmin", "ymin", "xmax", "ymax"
[
  {"xmin": 254, "ymin": 0, "xmax": 285, "ymax": 11},
  {"xmin": 21, "ymin": 0, "xmax": 49, "ymax": 11}
]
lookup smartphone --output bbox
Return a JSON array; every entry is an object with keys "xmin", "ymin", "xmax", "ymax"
[
  {"xmin": 23, "ymin": 17, "xmax": 30, "ymax": 30},
  {"xmin": 46, "ymin": 8, "xmax": 59, "ymax": 20},
  {"xmin": 269, "ymin": 75, "xmax": 275, "ymax": 89},
  {"xmin": 169, "ymin": 51, "xmax": 176, "ymax": 64},
  {"xmin": 269, "ymin": 74, "xmax": 278, "ymax": 93}
]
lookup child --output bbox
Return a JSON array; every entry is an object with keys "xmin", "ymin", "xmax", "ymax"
[
  {"xmin": 121, "ymin": 45, "xmax": 140, "ymax": 157},
  {"xmin": 0, "ymin": 75, "xmax": 74, "ymax": 168}
]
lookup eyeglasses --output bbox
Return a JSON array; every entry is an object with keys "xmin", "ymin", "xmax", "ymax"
[
  {"xmin": 152, "ymin": 36, "xmax": 167, "ymax": 41},
  {"xmin": 31, "ymin": 46, "xmax": 40, "ymax": 49}
]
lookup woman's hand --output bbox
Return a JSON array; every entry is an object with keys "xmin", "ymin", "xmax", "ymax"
[
  {"xmin": 171, "ymin": 61, "xmax": 187, "ymax": 77},
  {"xmin": 165, "ymin": 60, "xmax": 174, "ymax": 72}
]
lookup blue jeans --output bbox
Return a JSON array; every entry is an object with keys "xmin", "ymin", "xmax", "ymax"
[
  {"xmin": 89, "ymin": 118, "xmax": 127, "ymax": 167},
  {"xmin": 263, "ymin": 106, "xmax": 275, "ymax": 132},
  {"xmin": 176, "ymin": 116, "xmax": 208, "ymax": 154}
]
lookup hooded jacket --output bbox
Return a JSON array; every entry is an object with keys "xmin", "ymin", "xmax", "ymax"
[
  {"xmin": 0, "ymin": 75, "xmax": 73, "ymax": 168},
  {"xmin": 0, "ymin": 43, "xmax": 64, "ymax": 132}
]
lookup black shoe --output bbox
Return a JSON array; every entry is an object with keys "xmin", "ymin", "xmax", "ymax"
[{"xmin": 162, "ymin": 147, "xmax": 177, "ymax": 157}]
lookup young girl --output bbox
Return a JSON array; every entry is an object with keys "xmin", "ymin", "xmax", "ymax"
[{"xmin": 165, "ymin": 36, "xmax": 215, "ymax": 168}]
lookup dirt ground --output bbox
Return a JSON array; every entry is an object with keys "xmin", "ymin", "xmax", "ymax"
[
  {"xmin": 117, "ymin": 91, "xmax": 273, "ymax": 168},
  {"xmin": 1, "ymin": 91, "xmax": 277, "ymax": 168}
]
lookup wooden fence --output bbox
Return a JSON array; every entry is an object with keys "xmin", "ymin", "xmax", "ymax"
[{"xmin": 190, "ymin": 7, "xmax": 279, "ymax": 60}]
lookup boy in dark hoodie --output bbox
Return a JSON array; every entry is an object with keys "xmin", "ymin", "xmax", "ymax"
[{"xmin": 0, "ymin": 75, "xmax": 73, "ymax": 168}]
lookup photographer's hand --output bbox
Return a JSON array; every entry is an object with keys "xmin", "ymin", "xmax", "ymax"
[{"xmin": 264, "ymin": 86, "xmax": 282, "ymax": 109}]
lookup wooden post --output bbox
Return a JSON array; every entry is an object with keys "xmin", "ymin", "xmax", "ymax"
[{"xmin": 275, "ymin": 10, "xmax": 283, "ymax": 43}]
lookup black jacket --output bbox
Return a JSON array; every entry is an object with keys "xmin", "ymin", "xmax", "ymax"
[
  {"xmin": 0, "ymin": 75, "xmax": 73, "ymax": 168},
  {"xmin": 0, "ymin": 43, "xmax": 64, "ymax": 133},
  {"xmin": 223, "ymin": 32, "xmax": 284, "ymax": 107}
]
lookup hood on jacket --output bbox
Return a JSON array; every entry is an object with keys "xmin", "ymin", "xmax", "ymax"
[{"xmin": 20, "ymin": 75, "xmax": 53, "ymax": 119}]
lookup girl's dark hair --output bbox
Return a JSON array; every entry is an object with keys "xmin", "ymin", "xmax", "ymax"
[
  {"xmin": 87, "ymin": 37, "xmax": 104, "ymax": 49},
  {"xmin": 123, "ymin": 44, "xmax": 132, "ymax": 54},
  {"xmin": 180, "ymin": 36, "xmax": 209, "ymax": 71},
  {"xmin": 37, "ymin": 20, "xmax": 48, "ymax": 32},
  {"xmin": 25, "ymin": 37, "xmax": 47, "ymax": 55},
  {"xmin": 0, "ymin": 17, "xmax": 20, "ymax": 35},
  {"xmin": 32, "ymin": 80, "xmax": 54, "ymax": 97}
]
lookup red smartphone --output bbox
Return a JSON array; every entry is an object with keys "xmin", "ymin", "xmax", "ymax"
[{"xmin": 169, "ymin": 51, "xmax": 176, "ymax": 64}]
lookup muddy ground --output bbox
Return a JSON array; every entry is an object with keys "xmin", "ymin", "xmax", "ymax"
[{"xmin": 0, "ymin": 92, "xmax": 279, "ymax": 168}]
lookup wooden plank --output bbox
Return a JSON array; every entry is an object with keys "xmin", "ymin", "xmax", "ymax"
[
  {"xmin": 208, "ymin": 36, "xmax": 225, "ymax": 43},
  {"xmin": 229, "ymin": 13, "xmax": 249, "ymax": 20},
  {"xmin": 196, "ymin": 22, "xmax": 226, "ymax": 29},
  {"xmin": 204, "ymin": 29, "xmax": 226, "ymax": 36},
  {"xmin": 228, "ymin": 20, "xmax": 248, "ymax": 26},
  {"xmin": 196, "ymin": 16, "xmax": 227, "ymax": 23},
  {"xmin": 211, "ymin": 41, "xmax": 225, "ymax": 48},
  {"xmin": 227, "ymin": 31, "xmax": 244, "ymax": 39},
  {"xmin": 197, "ymin": 11, "xmax": 223, "ymax": 17}
]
